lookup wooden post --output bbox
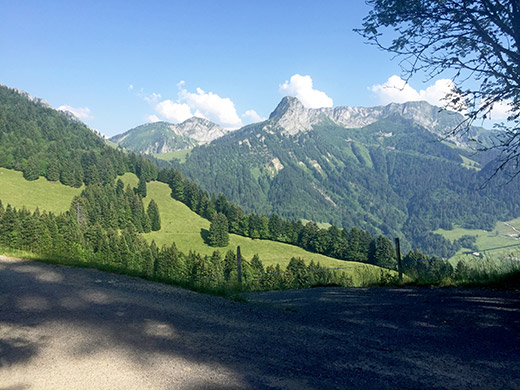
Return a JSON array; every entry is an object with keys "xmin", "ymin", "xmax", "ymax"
[
  {"xmin": 395, "ymin": 237, "xmax": 402, "ymax": 282},
  {"xmin": 236, "ymin": 245, "xmax": 243, "ymax": 287}
]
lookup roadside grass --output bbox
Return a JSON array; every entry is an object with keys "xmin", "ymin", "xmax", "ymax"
[
  {"xmin": 440, "ymin": 265, "xmax": 520, "ymax": 290},
  {"xmin": 401, "ymin": 248, "xmax": 520, "ymax": 289},
  {"xmin": 0, "ymin": 168, "xmax": 82, "ymax": 213},
  {"xmin": 0, "ymin": 247, "xmax": 249, "ymax": 299}
]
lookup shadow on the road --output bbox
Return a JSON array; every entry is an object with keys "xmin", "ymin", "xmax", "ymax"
[
  {"xmin": 1, "ymin": 259, "xmax": 519, "ymax": 389},
  {"xmin": 0, "ymin": 339, "xmax": 37, "ymax": 368}
]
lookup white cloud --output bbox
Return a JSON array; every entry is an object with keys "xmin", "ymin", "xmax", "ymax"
[
  {"xmin": 370, "ymin": 75, "xmax": 420, "ymax": 104},
  {"xmin": 242, "ymin": 109, "xmax": 265, "ymax": 124},
  {"xmin": 486, "ymin": 100, "xmax": 514, "ymax": 121},
  {"xmin": 370, "ymin": 75, "xmax": 459, "ymax": 108},
  {"xmin": 138, "ymin": 82, "xmax": 262, "ymax": 130},
  {"xmin": 179, "ymin": 87, "xmax": 243, "ymax": 129},
  {"xmin": 145, "ymin": 84, "xmax": 244, "ymax": 129},
  {"xmin": 58, "ymin": 105, "xmax": 93, "ymax": 120},
  {"xmin": 279, "ymin": 74, "xmax": 333, "ymax": 108},
  {"xmin": 144, "ymin": 92, "xmax": 162, "ymax": 104},
  {"xmin": 146, "ymin": 114, "xmax": 161, "ymax": 123},
  {"xmin": 155, "ymin": 100, "xmax": 192, "ymax": 123}
]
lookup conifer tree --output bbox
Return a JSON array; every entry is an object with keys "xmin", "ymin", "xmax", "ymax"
[
  {"xmin": 208, "ymin": 212, "xmax": 229, "ymax": 247},
  {"xmin": 135, "ymin": 176, "xmax": 147, "ymax": 198},
  {"xmin": 46, "ymin": 158, "xmax": 60, "ymax": 181},
  {"xmin": 223, "ymin": 249, "xmax": 236, "ymax": 280},
  {"xmin": 23, "ymin": 155, "xmax": 41, "ymax": 181},
  {"xmin": 142, "ymin": 211, "xmax": 152, "ymax": 233},
  {"xmin": 369, "ymin": 235, "xmax": 396, "ymax": 269},
  {"xmin": 250, "ymin": 254, "xmax": 264, "ymax": 274},
  {"xmin": 60, "ymin": 160, "xmax": 75, "ymax": 186},
  {"xmin": 170, "ymin": 169, "xmax": 184, "ymax": 201},
  {"xmin": 147, "ymin": 199, "xmax": 161, "ymax": 231}
]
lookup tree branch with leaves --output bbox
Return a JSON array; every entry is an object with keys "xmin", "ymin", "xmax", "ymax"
[{"xmin": 357, "ymin": 0, "xmax": 520, "ymax": 176}]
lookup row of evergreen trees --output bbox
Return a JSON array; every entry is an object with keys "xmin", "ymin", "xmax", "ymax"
[
  {"xmin": 0, "ymin": 199, "xmax": 357, "ymax": 291},
  {"xmin": 159, "ymin": 167, "xmax": 402, "ymax": 269},
  {"xmin": 70, "ymin": 178, "xmax": 160, "ymax": 233}
]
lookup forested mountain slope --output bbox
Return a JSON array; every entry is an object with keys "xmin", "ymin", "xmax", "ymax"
[
  {"xmin": 0, "ymin": 85, "xmax": 157, "ymax": 186},
  {"xmin": 110, "ymin": 122, "xmax": 198, "ymax": 154},
  {"xmin": 175, "ymin": 98, "xmax": 520, "ymax": 255},
  {"xmin": 110, "ymin": 118, "xmax": 229, "ymax": 154}
]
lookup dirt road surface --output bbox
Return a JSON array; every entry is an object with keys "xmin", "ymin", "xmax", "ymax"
[{"xmin": 0, "ymin": 255, "xmax": 519, "ymax": 389}]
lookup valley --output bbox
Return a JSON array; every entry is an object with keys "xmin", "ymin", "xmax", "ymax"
[
  {"xmin": 0, "ymin": 165, "xmax": 389, "ymax": 284},
  {"xmin": 1, "ymin": 83, "xmax": 519, "ymax": 287},
  {"xmin": 435, "ymin": 217, "xmax": 520, "ymax": 265},
  {"xmin": 3, "ymin": 2, "xmax": 520, "ymax": 389}
]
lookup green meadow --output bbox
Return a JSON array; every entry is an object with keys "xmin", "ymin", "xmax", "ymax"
[
  {"xmin": 0, "ymin": 168, "xmax": 391, "ymax": 285},
  {"xmin": 435, "ymin": 218, "xmax": 520, "ymax": 267},
  {"xmin": 0, "ymin": 168, "xmax": 82, "ymax": 213},
  {"xmin": 120, "ymin": 173, "xmax": 389, "ymax": 284},
  {"xmin": 153, "ymin": 149, "xmax": 191, "ymax": 163}
]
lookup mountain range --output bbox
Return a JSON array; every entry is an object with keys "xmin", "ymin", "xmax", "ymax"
[
  {"xmin": 2, "ymin": 83, "xmax": 518, "ymax": 256},
  {"xmin": 112, "ymin": 96, "xmax": 517, "ymax": 255},
  {"xmin": 111, "ymin": 97, "xmax": 493, "ymax": 155}
]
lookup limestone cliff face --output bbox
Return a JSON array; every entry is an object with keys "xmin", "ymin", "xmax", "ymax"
[
  {"xmin": 265, "ymin": 96, "xmax": 474, "ymax": 145},
  {"xmin": 176, "ymin": 117, "xmax": 230, "ymax": 144}
]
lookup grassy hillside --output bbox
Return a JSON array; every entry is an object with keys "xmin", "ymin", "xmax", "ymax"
[
  {"xmin": 153, "ymin": 149, "xmax": 191, "ymax": 163},
  {"xmin": 435, "ymin": 218, "xmax": 520, "ymax": 266},
  {"xmin": 122, "ymin": 173, "xmax": 393, "ymax": 284},
  {"xmin": 0, "ymin": 168, "xmax": 390, "ymax": 284},
  {"xmin": 0, "ymin": 168, "xmax": 82, "ymax": 213}
]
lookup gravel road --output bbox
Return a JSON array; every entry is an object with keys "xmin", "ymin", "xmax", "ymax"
[{"xmin": 0, "ymin": 255, "xmax": 519, "ymax": 389}]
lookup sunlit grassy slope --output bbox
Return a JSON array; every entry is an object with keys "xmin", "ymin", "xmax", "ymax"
[
  {"xmin": 435, "ymin": 217, "xmax": 520, "ymax": 265},
  {"xmin": 0, "ymin": 168, "xmax": 392, "ymax": 284},
  {"xmin": 153, "ymin": 149, "xmax": 191, "ymax": 163},
  {"xmin": 0, "ymin": 168, "xmax": 82, "ymax": 213},
  {"xmin": 120, "ymin": 173, "xmax": 390, "ymax": 283}
]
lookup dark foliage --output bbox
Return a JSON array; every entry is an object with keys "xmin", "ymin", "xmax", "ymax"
[{"xmin": 357, "ymin": 0, "xmax": 520, "ymax": 175}]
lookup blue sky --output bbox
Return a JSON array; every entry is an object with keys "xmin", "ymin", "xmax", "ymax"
[{"xmin": 1, "ymin": 0, "xmax": 497, "ymax": 136}]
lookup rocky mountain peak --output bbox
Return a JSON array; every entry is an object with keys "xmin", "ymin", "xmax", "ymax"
[
  {"xmin": 269, "ymin": 96, "xmax": 306, "ymax": 120},
  {"xmin": 176, "ymin": 116, "xmax": 228, "ymax": 144},
  {"xmin": 266, "ymin": 96, "xmax": 320, "ymax": 135},
  {"xmin": 9, "ymin": 86, "xmax": 51, "ymax": 109}
]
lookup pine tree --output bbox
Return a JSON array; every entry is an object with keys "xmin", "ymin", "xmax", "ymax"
[
  {"xmin": 135, "ymin": 176, "xmax": 147, "ymax": 198},
  {"xmin": 142, "ymin": 211, "xmax": 152, "ymax": 233},
  {"xmin": 46, "ymin": 158, "xmax": 60, "ymax": 181},
  {"xmin": 60, "ymin": 160, "xmax": 75, "ymax": 186},
  {"xmin": 208, "ymin": 212, "xmax": 229, "ymax": 247},
  {"xmin": 147, "ymin": 199, "xmax": 161, "ymax": 231},
  {"xmin": 23, "ymin": 155, "xmax": 41, "ymax": 181},
  {"xmin": 223, "ymin": 249, "xmax": 236, "ymax": 281},
  {"xmin": 170, "ymin": 169, "xmax": 184, "ymax": 201},
  {"xmin": 370, "ymin": 235, "xmax": 396, "ymax": 269}
]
